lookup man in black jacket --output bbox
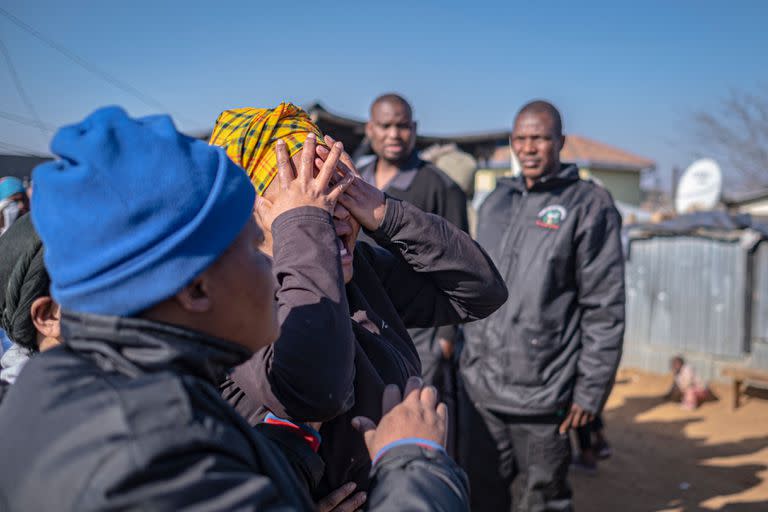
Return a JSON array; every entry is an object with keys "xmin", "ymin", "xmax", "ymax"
[
  {"xmin": 358, "ymin": 94, "xmax": 469, "ymax": 455},
  {"xmin": 461, "ymin": 101, "xmax": 625, "ymax": 511},
  {"xmin": 359, "ymin": 94, "xmax": 469, "ymax": 377},
  {"xmin": 0, "ymin": 106, "xmax": 470, "ymax": 511}
]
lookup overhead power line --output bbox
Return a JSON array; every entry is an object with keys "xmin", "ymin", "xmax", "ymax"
[
  {"xmin": 0, "ymin": 110, "xmax": 55, "ymax": 132},
  {"xmin": 0, "ymin": 7, "xmax": 196, "ymax": 126},
  {"xmin": 0, "ymin": 34, "xmax": 49, "ymax": 142},
  {"xmin": 0, "ymin": 139, "xmax": 47, "ymax": 157}
]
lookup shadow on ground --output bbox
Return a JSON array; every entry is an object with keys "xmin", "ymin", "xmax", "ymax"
[{"xmin": 572, "ymin": 392, "xmax": 768, "ymax": 511}]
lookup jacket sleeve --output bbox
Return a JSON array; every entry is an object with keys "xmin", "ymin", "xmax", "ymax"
[
  {"xmin": 434, "ymin": 182, "xmax": 470, "ymax": 343},
  {"xmin": 572, "ymin": 203, "xmax": 626, "ymax": 414},
  {"xmin": 364, "ymin": 197, "xmax": 508, "ymax": 329},
  {"xmin": 231, "ymin": 207, "xmax": 355, "ymax": 422},
  {"xmin": 366, "ymin": 444, "xmax": 470, "ymax": 511}
]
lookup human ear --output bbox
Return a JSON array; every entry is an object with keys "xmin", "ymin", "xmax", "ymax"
[
  {"xmin": 30, "ymin": 296, "xmax": 61, "ymax": 339},
  {"xmin": 174, "ymin": 276, "xmax": 213, "ymax": 313}
]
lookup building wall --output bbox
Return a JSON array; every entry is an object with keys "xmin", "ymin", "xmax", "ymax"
[{"xmin": 581, "ymin": 167, "xmax": 643, "ymax": 206}]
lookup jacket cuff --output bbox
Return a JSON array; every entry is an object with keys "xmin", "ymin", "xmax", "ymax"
[
  {"xmin": 372, "ymin": 437, "xmax": 445, "ymax": 466},
  {"xmin": 264, "ymin": 412, "xmax": 322, "ymax": 452},
  {"xmin": 572, "ymin": 389, "xmax": 600, "ymax": 415},
  {"xmin": 367, "ymin": 196, "xmax": 404, "ymax": 242}
]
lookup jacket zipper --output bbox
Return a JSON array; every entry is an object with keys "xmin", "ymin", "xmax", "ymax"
[
  {"xmin": 500, "ymin": 189, "xmax": 528, "ymax": 277},
  {"xmin": 482, "ymin": 188, "xmax": 527, "ymax": 343}
]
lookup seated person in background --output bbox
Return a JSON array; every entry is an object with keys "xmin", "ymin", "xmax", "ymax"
[
  {"xmin": 0, "ymin": 107, "xmax": 469, "ymax": 511},
  {"xmin": 0, "ymin": 214, "xmax": 62, "ymax": 400},
  {"xmin": 667, "ymin": 355, "xmax": 716, "ymax": 410},
  {"xmin": 210, "ymin": 103, "xmax": 508, "ymax": 494}
]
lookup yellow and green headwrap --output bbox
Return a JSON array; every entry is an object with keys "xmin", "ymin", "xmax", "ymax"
[{"xmin": 209, "ymin": 102, "xmax": 325, "ymax": 195}]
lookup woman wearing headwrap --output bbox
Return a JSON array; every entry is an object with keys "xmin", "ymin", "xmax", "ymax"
[
  {"xmin": 0, "ymin": 214, "xmax": 61, "ymax": 400},
  {"xmin": 212, "ymin": 103, "xmax": 508, "ymax": 494}
]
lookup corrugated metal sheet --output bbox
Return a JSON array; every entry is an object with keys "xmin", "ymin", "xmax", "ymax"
[
  {"xmin": 625, "ymin": 236, "xmax": 747, "ymax": 359},
  {"xmin": 751, "ymin": 243, "xmax": 768, "ymax": 345}
]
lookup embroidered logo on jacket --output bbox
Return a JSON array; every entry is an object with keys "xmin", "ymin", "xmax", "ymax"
[{"xmin": 536, "ymin": 205, "xmax": 567, "ymax": 230}]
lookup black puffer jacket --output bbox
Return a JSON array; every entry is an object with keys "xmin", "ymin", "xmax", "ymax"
[
  {"xmin": 462, "ymin": 165, "xmax": 625, "ymax": 416},
  {"xmin": 0, "ymin": 312, "xmax": 470, "ymax": 511}
]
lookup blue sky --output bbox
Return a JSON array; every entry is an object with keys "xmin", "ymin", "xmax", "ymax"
[{"xmin": 1, "ymin": 1, "xmax": 766, "ymax": 190}]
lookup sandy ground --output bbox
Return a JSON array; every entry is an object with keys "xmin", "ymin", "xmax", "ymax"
[{"xmin": 572, "ymin": 368, "xmax": 768, "ymax": 511}]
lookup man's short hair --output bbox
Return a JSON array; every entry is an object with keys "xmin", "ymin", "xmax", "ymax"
[
  {"xmin": 370, "ymin": 93, "xmax": 413, "ymax": 119},
  {"xmin": 515, "ymin": 100, "xmax": 563, "ymax": 136}
]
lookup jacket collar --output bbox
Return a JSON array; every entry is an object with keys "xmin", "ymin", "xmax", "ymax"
[
  {"xmin": 506, "ymin": 163, "xmax": 580, "ymax": 193},
  {"xmin": 359, "ymin": 152, "xmax": 424, "ymax": 192},
  {"xmin": 60, "ymin": 310, "xmax": 252, "ymax": 384}
]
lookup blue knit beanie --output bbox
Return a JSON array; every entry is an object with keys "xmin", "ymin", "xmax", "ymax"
[{"xmin": 31, "ymin": 106, "xmax": 256, "ymax": 316}]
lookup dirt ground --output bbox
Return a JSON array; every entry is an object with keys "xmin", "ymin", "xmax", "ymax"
[{"xmin": 572, "ymin": 368, "xmax": 768, "ymax": 511}]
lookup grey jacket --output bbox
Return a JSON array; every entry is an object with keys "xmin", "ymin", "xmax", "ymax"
[{"xmin": 461, "ymin": 165, "xmax": 625, "ymax": 415}]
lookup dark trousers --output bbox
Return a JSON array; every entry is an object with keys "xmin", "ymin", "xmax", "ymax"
[
  {"xmin": 575, "ymin": 414, "xmax": 604, "ymax": 452},
  {"xmin": 425, "ymin": 355, "xmax": 458, "ymax": 457},
  {"xmin": 460, "ymin": 393, "xmax": 573, "ymax": 512}
]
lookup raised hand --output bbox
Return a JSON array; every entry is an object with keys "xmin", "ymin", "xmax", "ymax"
[
  {"xmin": 351, "ymin": 376, "xmax": 448, "ymax": 461},
  {"xmin": 315, "ymin": 134, "xmax": 387, "ymax": 232},
  {"xmin": 256, "ymin": 134, "xmax": 353, "ymax": 231}
]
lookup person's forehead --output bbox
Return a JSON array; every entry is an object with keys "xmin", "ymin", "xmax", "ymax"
[
  {"xmin": 371, "ymin": 101, "xmax": 412, "ymax": 123},
  {"xmin": 512, "ymin": 112, "xmax": 556, "ymax": 135}
]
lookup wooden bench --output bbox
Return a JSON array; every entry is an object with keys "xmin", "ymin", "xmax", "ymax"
[{"xmin": 722, "ymin": 367, "xmax": 768, "ymax": 409}]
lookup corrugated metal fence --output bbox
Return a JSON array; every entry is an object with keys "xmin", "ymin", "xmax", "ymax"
[
  {"xmin": 622, "ymin": 232, "xmax": 767, "ymax": 380},
  {"xmin": 750, "ymin": 243, "xmax": 768, "ymax": 369}
]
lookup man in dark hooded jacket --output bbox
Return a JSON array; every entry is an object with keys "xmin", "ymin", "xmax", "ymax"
[
  {"xmin": 0, "ymin": 107, "xmax": 469, "ymax": 511},
  {"xmin": 461, "ymin": 101, "xmax": 625, "ymax": 511}
]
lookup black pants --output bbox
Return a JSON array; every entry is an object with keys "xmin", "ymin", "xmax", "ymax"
[
  {"xmin": 576, "ymin": 414, "xmax": 604, "ymax": 452},
  {"xmin": 460, "ymin": 394, "xmax": 573, "ymax": 512},
  {"xmin": 416, "ymin": 326, "xmax": 460, "ymax": 459},
  {"xmin": 423, "ymin": 353, "xmax": 458, "ymax": 458}
]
